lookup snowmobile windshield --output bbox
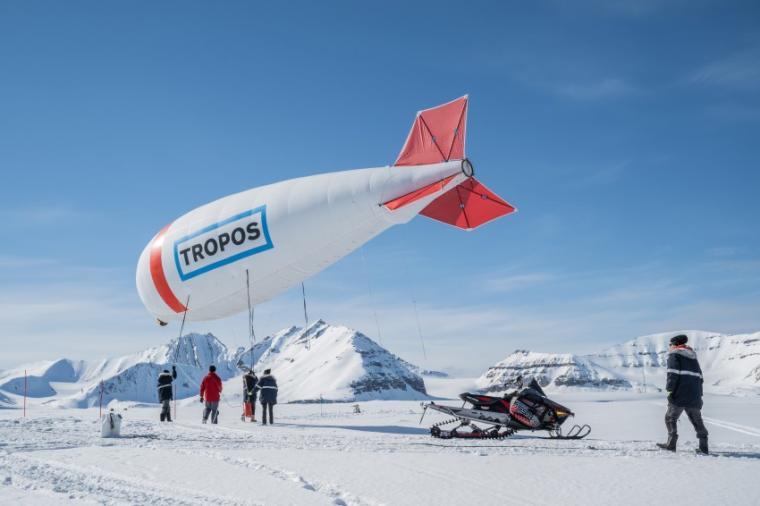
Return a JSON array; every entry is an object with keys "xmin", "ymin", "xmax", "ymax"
[{"xmin": 524, "ymin": 378, "xmax": 546, "ymax": 397}]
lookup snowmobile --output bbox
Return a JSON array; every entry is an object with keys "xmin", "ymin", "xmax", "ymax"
[{"xmin": 420, "ymin": 378, "xmax": 590, "ymax": 440}]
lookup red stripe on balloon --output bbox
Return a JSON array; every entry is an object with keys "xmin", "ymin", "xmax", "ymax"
[
  {"xmin": 383, "ymin": 174, "xmax": 457, "ymax": 211},
  {"xmin": 149, "ymin": 224, "xmax": 187, "ymax": 313}
]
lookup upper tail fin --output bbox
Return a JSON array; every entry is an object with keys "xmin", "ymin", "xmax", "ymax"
[{"xmin": 394, "ymin": 96, "xmax": 468, "ymax": 166}]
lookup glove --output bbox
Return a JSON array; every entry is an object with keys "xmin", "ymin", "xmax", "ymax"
[{"xmin": 200, "ymin": 396, "xmax": 204, "ymax": 403}]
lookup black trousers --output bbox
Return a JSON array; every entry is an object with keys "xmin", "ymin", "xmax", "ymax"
[
  {"xmin": 665, "ymin": 403, "xmax": 708, "ymax": 439},
  {"xmin": 160, "ymin": 399, "xmax": 171, "ymax": 420},
  {"xmin": 261, "ymin": 402, "xmax": 274, "ymax": 424}
]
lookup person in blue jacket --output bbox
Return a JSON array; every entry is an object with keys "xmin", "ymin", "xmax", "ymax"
[
  {"xmin": 257, "ymin": 369, "xmax": 278, "ymax": 425},
  {"xmin": 657, "ymin": 334, "xmax": 709, "ymax": 454}
]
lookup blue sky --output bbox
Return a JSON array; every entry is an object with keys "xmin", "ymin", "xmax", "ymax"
[{"xmin": 1, "ymin": 1, "xmax": 759, "ymax": 374}]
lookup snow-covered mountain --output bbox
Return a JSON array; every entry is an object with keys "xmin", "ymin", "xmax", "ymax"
[
  {"xmin": 479, "ymin": 330, "xmax": 760, "ymax": 395},
  {"xmin": 0, "ymin": 389, "xmax": 13, "ymax": 408},
  {"xmin": 234, "ymin": 320, "xmax": 429, "ymax": 402},
  {"xmin": 408, "ymin": 366, "xmax": 449, "ymax": 378},
  {"xmin": 0, "ymin": 333, "xmax": 239, "ymax": 408},
  {"xmin": 476, "ymin": 350, "xmax": 631, "ymax": 392},
  {"xmin": 0, "ymin": 320, "xmax": 428, "ymax": 406},
  {"xmin": 0, "ymin": 359, "xmax": 87, "ymax": 398},
  {"xmin": 591, "ymin": 330, "xmax": 760, "ymax": 395}
]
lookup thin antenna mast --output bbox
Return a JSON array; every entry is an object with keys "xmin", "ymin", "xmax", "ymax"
[
  {"xmin": 246, "ymin": 269, "xmax": 257, "ymax": 370},
  {"xmin": 403, "ymin": 256, "xmax": 428, "ymax": 363},
  {"xmin": 360, "ymin": 246, "xmax": 383, "ymax": 346},
  {"xmin": 173, "ymin": 295, "xmax": 191, "ymax": 420},
  {"xmin": 301, "ymin": 282, "xmax": 310, "ymax": 350},
  {"xmin": 411, "ymin": 296, "xmax": 427, "ymax": 361}
]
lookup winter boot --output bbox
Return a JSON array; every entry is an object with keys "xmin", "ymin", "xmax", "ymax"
[
  {"xmin": 657, "ymin": 435, "xmax": 677, "ymax": 451},
  {"xmin": 697, "ymin": 437, "xmax": 709, "ymax": 455},
  {"xmin": 166, "ymin": 413, "xmax": 172, "ymax": 422},
  {"xmin": 160, "ymin": 413, "xmax": 166, "ymax": 422}
]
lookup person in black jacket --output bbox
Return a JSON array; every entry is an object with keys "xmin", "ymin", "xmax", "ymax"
[
  {"xmin": 241, "ymin": 369, "xmax": 258, "ymax": 422},
  {"xmin": 657, "ymin": 334, "xmax": 709, "ymax": 454},
  {"xmin": 257, "ymin": 369, "xmax": 278, "ymax": 425},
  {"xmin": 157, "ymin": 366, "xmax": 177, "ymax": 422}
]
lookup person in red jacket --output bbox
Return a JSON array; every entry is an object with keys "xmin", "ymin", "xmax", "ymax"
[{"xmin": 200, "ymin": 365, "xmax": 223, "ymax": 424}]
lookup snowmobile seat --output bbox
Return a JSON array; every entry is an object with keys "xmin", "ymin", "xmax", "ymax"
[{"xmin": 459, "ymin": 393, "xmax": 511, "ymax": 413}]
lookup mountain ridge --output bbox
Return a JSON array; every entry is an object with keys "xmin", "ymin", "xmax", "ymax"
[
  {"xmin": 0, "ymin": 320, "xmax": 429, "ymax": 406},
  {"xmin": 478, "ymin": 330, "xmax": 760, "ymax": 395}
]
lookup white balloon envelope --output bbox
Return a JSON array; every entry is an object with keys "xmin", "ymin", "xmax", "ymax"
[{"xmin": 136, "ymin": 96, "xmax": 516, "ymax": 323}]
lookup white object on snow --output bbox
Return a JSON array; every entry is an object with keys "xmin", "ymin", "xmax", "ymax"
[{"xmin": 100, "ymin": 410, "xmax": 122, "ymax": 438}]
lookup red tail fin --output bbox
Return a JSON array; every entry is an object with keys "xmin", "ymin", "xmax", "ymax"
[
  {"xmin": 395, "ymin": 96, "xmax": 468, "ymax": 166},
  {"xmin": 420, "ymin": 178, "xmax": 516, "ymax": 230}
]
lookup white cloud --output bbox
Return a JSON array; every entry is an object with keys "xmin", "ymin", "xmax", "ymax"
[
  {"xmin": 704, "ymin": 103, "xmax": 760, "ymax": 122},
  {"xmin": 594, "ymin": 0, "xmax": 688, "ymax": 16},
  {"xmin": 555, "ymin": 78, "xmax": 638, "ymax": 101},
  {"xmin": 484, "ymin": 272, "xmax": 557, "ymax": 292},
  {"xmin": 0, "ymin": 205, "xmax": 86, "ymax": 228},
  {"xmin": 2, "ymin": 251, "xmax": 760, "ymax": 376},
  {"xmin": 0, "ymin": 255, "xmax": 56, "ymax": 269},
  {"xmin": 706, "ymin": 246, "xmax": 741, "ymax": 258},
  {"xmin": 689, "ymin": 50, "xmax": 760, "ymax": 91},
  {"xmin": 572, "ymin": 161, "xmax": 629, "ymax": 187}
]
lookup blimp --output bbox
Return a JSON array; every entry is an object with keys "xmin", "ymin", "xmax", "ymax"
[{"xmin": 136, "ymin": 96, "xmax": 516, "ymax": 324}]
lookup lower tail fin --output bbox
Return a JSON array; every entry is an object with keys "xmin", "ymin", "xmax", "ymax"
[{"xmin": 420, "ymin": 178, "xmax": 516, "ymax": 230}]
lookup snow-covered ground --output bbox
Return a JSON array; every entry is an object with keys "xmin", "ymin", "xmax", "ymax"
[{"xmin": 2, "ymin": 381, "xmax": 760, "ymax": 505}]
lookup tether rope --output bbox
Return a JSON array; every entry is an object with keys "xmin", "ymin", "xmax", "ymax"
[
  {"xmin": 301, "ymin": 282, "xmax": 310, "ymax": 350},
  {"xmin": 360, "ymin": 246, "xmax": 383, "ymax": 346},
  {"xmin": 246, "ymin": 269, "xmax": 257, "ymax": 369},
  {"xmin": 173, "ymin": 295, "xmax": 191, "ymax": 420}
]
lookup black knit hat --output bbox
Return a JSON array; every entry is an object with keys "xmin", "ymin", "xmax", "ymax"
[
  {"xmin": 669, "ymin": 334, "xmax": 688, "ymax": 346},
  {"xmin": 209, "ymin": 365, "xmax": 216, "ymax": 372}
]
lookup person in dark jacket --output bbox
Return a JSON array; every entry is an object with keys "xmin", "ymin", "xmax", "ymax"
[
  {"xmin": 157, "ymin": 366, "xmax": 177, "ymax": 422},
  {"xmin": 241, "ymin": 369, "xmax": 258, "ymax": 422},
  {"xmin": 658, "ymin": 334, "xmax": 709, "ymax": 454},
  {"xmin": 200, "ymin": 365, "xmax": 223, "ymax": 424},
  {"xmin": 257, "ymin": 369, "xmax": 278, "ymax": 425}
]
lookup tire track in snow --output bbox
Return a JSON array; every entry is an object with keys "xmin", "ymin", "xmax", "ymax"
[
  {"xmin": 650, "ymin": 400, "xmax": 760, "ymax": 438},
  {"xmin": 394, "ymin": 459, "xmax": 545, "ymax": 506},
  {"xmin": 1, "ymin": 453, "xmax": 257, "ymax": 506},
  {"xmin": 702, "ymin": 417, "xmax": 760, "ymax": 438},
  {"xmin": 178, "ymin": 448, "xmax": 380, "ymax": 506}
]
